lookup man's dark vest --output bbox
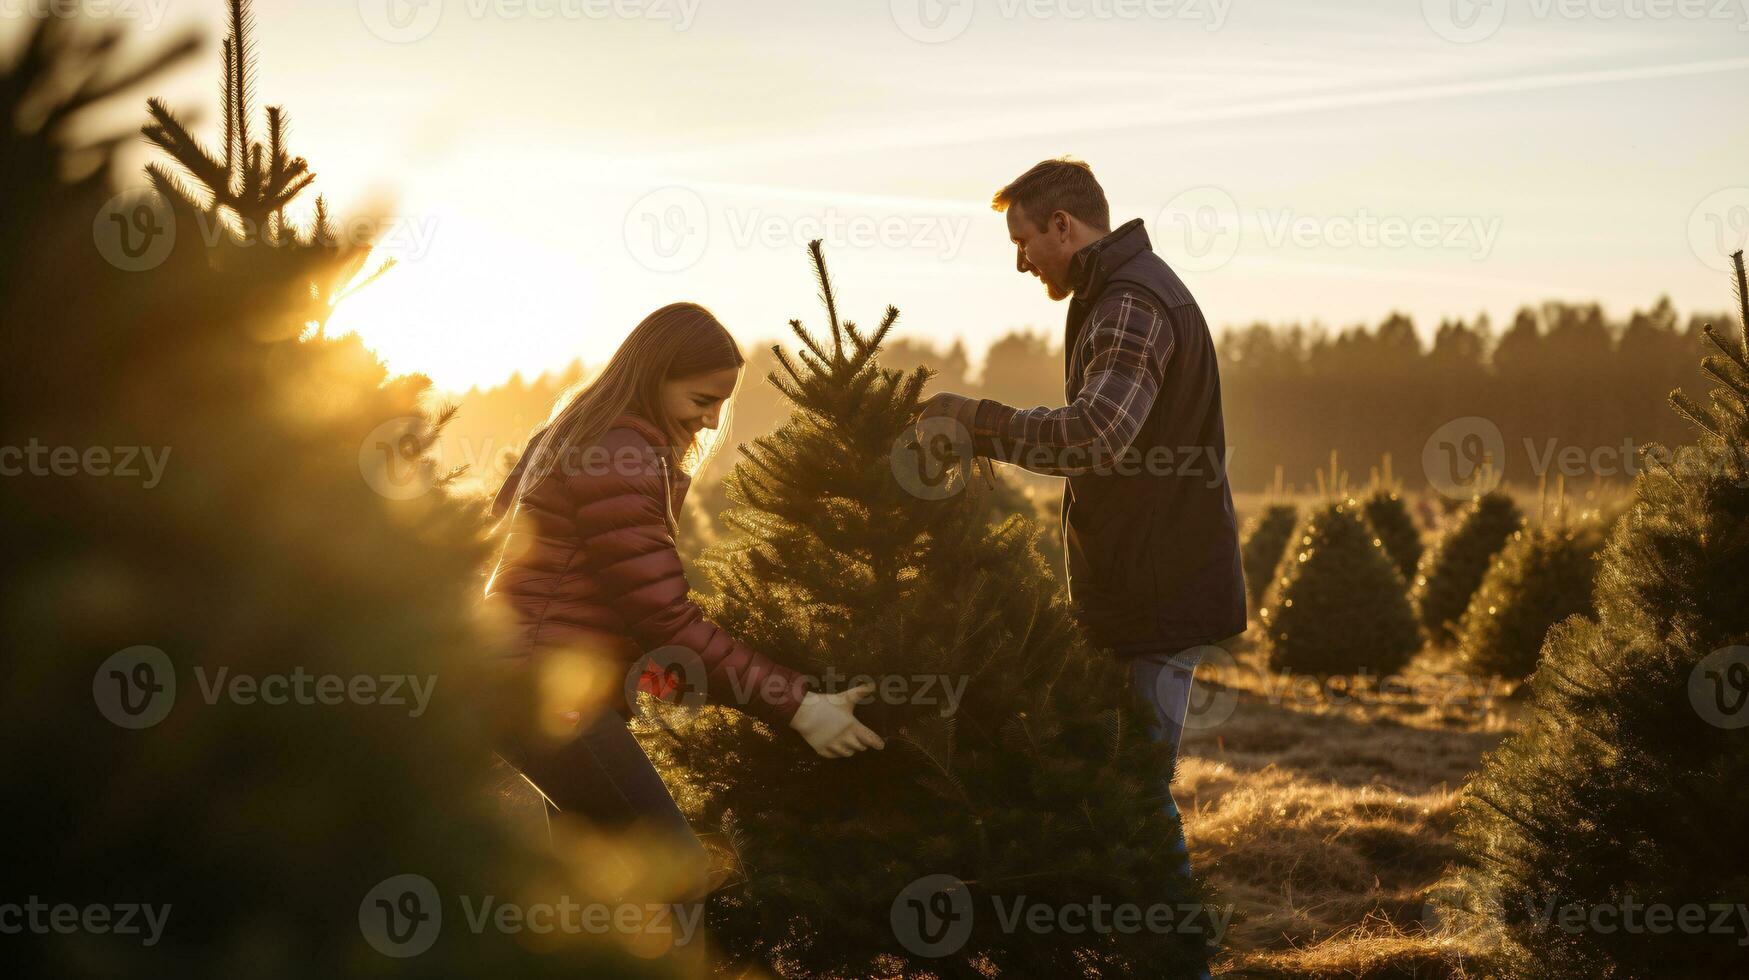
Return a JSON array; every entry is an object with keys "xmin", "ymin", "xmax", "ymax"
[{"xmin": 1059, "ymin": 219, "xmax": 1247, "ymax": 655}]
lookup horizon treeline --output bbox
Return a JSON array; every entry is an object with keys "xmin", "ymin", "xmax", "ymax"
[{"xmin": 439, "ymin": 295, "xmax": 1734, "ymax": 497}]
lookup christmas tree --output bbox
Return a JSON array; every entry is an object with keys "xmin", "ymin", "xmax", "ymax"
[
  {"xmin": 1, "ymin": 13, "xmax": 667, "ymax": 976},
  {"xmin": 1454, "ymin": 503, "xmax": 1607, "ymax": 680},
  {"xmin": 1359, "ymin": 469, "xmax": 1424, "ymax": 584},
  {"xmin": 1451, "ymin": 252, "xmax": 1749, "ymax": 977},
  {"xmin": 641, "ymin": 243, "xmax": 1211, "ymax": 978},
  {"xmin": 1240, "ymin": 503, "xmax": 1298, "ymax": 610},
  {"xmin": 1413, "ymin": 491, "xmax": 1524, "ymax": 645},
  {"xmin": 1259, "ymin": 498, "xmax": 1422, "ymax": 676}
]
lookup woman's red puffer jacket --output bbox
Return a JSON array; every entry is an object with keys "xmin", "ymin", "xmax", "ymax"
[{"xmin": 484, "ymin": 413, "xmax": 809, "ymax": 725}]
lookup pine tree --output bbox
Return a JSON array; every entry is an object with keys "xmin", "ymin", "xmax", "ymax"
[
  {"xmin": 1240, "ymin": 503, "xmax": 1298, "ymax": 609},
  {"xmin": 1, "ymin": 16, "xmax": 664, "ymax": 977},
  {"xmin": 1361, "ymin": 489, "xmax": 1423, "ymax": 584},
  {"xmin": 1259, "ymin": 498, "xmax": 1422, "ymax": 675},
  {"xmin": 140, "ymin": 0, "xmax": 392, "ymax": 340},
  {"xmin": 1413, "ymin": 491, "xmax": 1524, "ymax": 645},
  {"xmin": 1454, "ymin": 513, "xmax": 1606, "ymax": 680},
  {"xmin": 641, "ymin": 243, "xmax": 1210, "ymax": 979},
  {"xmin": 1451, "ymin": 253, "xmax": 1749, "ymax": 978}
]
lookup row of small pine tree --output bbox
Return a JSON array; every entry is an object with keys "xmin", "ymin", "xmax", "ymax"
[
  {"xmin": 1244, "ymin": 456, "xmax": 1610, "ymax": 680},
  {"xmin": 1448, "ymin": 252, "xmax": 1749, "ymax": 978}
]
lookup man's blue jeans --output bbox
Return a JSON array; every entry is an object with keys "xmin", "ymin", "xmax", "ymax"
[{"xmin": 1128, "ymin": 647, "xmax": 1212, "ymax": 977}]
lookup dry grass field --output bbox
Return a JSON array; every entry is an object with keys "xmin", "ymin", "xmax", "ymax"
[{"xmin": 1181, "ymin": 636, "xmax": 1512, "ymax": 978}]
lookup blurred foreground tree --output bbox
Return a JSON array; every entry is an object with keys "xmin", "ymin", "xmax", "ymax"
[
  {"xmin": 0, "ymin": 11, "xmax": 675, "ymax": 977},
  {"xmin": 1453, "ymin": 252, "xmax": 1749, "ymax": 978}
]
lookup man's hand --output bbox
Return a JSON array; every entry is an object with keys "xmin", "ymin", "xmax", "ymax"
[
  {"xmin": 788, "ymin": 683, "xmax": 886, "ymax": 758},
  {"xmin": 914, "ymin": 391, "xmax": 977, "ymax": 427}
]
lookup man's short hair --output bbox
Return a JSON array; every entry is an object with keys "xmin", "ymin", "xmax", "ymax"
[{"xmin": 992, "ymin": 158, "xmax": 1111, "ymax": 233}]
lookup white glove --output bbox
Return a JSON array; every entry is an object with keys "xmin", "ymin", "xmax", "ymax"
[{"xmin": 788, "ymin": 682, "xmax": 886, "ymax": 758}]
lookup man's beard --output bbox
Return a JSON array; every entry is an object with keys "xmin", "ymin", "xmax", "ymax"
[{"xmin": 1045, "ymin": 279, "xmax": 1070, "ymax": 302}]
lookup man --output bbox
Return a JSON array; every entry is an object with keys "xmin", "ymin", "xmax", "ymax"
[{"xmin": 916, "ymin": 158, "xmax": 1244, "ymax": 971}]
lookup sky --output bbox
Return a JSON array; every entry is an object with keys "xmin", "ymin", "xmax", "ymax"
[{"xmin": 24, "ymin": 0, "xmax": 1749, "ymax": 392}]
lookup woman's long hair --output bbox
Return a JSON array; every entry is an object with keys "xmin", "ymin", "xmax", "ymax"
[{"xmin": 511, "ymin": 303, "xmax": 745, "ymax": 505}]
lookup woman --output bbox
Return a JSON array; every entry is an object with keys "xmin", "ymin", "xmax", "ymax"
[{"xmin": 485, "ymin": 302, "xmax": 882, "ymax": 849}]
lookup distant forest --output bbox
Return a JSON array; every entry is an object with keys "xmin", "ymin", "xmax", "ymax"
[{"xmin": 438, "ymin": 295, "xmax": 1737, "ymax": 497}]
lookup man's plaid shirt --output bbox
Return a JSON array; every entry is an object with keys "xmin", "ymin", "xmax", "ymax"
[{"xmin": 967, "ymin": 286, "xmax": 1172, "ymax": 476}]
